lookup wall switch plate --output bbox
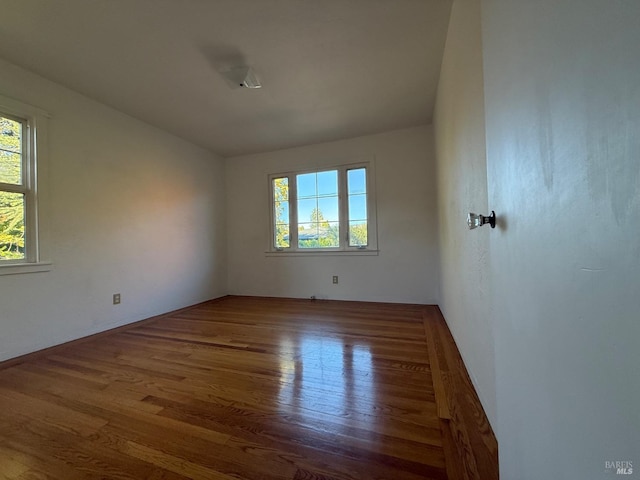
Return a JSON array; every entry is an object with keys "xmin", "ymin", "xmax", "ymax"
[
  {"xmin": 113, "ymin": 293, "xmax": 121, "ymax": 305},
  {"xmin": 332, "ymin": 276, "xmax": 339, "ymax": 284}
]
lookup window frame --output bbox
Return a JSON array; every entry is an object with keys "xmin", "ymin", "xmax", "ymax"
[
  {"xmin": 0, "ymin": 95, "xmax": 51, "ymax": 275},
  {"xmin": 267, "ymin": 161, "xmax": 378, "ymax": 255}
]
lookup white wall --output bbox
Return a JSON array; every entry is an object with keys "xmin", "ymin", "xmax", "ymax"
[
  {"xmin": 482, "ymin": 1, "xmax": 640, "ymax": 478},
  {"xmin": 433, "ymin": 0, "xmax": 496, "ymax": 427},
  {"xmin": 226, "ymin": 126, "xmax": 439, "ymax": 304},
  {"xmin": 0, "ymin": 58, "xmax": 227, "ymax": 362}
]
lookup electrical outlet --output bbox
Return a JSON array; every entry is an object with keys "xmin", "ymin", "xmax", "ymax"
[
  {"xmin": 113, "ymin": 293, "xmax": 121, "ymax": 305},
  {"xmin": 332, "ymin": 275, "xmax": 339, "ymax": 284}
]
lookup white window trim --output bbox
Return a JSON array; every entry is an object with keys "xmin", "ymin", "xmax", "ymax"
[
  {"xmin": 267, "ymin": 160, "xmax": 378, "ymax": 256},
  {"xmin": 0, "ymin": 94, "xmax": 51, "ymax": 275}
]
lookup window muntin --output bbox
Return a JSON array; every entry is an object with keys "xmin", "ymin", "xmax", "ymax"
[
  {"xmin": 269, "ymin": 163, "xmax": 376, "ymax": 253},
  {"xmin": 273, "ymin": 177, "xmax": 290, "ymax": 249},
  {"xmin": 297, "ymin": 170, "xmax": 339, "ymax": 249},
  {"xmin": 347, "ymin": 167, "xmax": 367, "ymax": 247},
  {"xmin": 0, "ymin": 113, "xmax": 29, "ymax": 261}
]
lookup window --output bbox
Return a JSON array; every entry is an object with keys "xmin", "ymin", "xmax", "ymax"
[
  {"xmin": 269, "ymin": 162, "xmax": 377, "ymax": 253},
  {"xmin": 0, "ymin": 95, "xmax": 49, "ymax": 272}
]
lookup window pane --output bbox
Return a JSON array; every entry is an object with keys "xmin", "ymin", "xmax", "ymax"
[
  {"xmin": 297, "ymin": 173, "xmax": 317, "ymax": 198},
  {"xmin": 318, "ymin": 196, "xmax": 339, "ymax": 222},
  {"xmin": 275, "ymin": 201, "xmax": 289, "ymax": 224},
  {"xmin": 347, "ymin": 168, "xmax": 367, "ymax": 247},
  {"xmin": 297, "ymin": 198, "xmax": 317, "ymax": 223},
  {"xmin": 298, "ymin": 222, "xmax": 319, "ymax": 248},
  {"xmin": 0, "ymin": 152, "xmax": 21, "ymax": 185},
  {"xmin": 273, "ymin": 177, "xmax": 289, "ymax": 202},
  {"xmin": 322, "ymin": 222, "xmax": 340, "ymax": 247},
  {"xmin": 349, "ymin": 221, "xmax": 368, "ymax": 247},
  {"xmin": 275, "ymin": 197, "xmax": 290, "ymax": 249},
  {"xmin": 0, "ymin": 116, "xmax": 22, "ymax": 185},
  {"xmin": 298, "ymin": 222, "xmax": 339, "ymax": 248},
  {"xmin": 273, "ymin": 177, "xmax": 290, "ymax": 249},
  {"xmin": 317, "ymin": 170, "xmax": 338, "ymax": 196},
  {"xmin": 0, "ymin": 191, "xmax": 25, "ymax": 260},
  {"xmin": 348, "ymin": 194, "xmax": 367, "ymax": 221},
  {"xmin": 347, "ymin": 168, "xmax": 366, "ymax": 194},
  {"xmin": 275, "ymin": 223, "xmax": 290, "ymax": 249}
]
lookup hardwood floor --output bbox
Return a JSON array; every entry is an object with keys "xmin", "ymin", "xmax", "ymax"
[{"xmin": 0, "ymin": 296, "xmax": 497, "ymax": 479}]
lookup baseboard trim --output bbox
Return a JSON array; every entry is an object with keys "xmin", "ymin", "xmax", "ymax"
[{"xmin": 224, "ymin": 294, "xmax": 433, "ymax": 308}]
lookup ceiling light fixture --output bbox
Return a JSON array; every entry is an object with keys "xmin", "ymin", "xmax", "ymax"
[
  {"xmin": 467, "ymin": 211, "xmax": 496, "ymax": 229},
  {"xmin": 222, "ymin": 66, "xmax": 262, "ymax": 89}
]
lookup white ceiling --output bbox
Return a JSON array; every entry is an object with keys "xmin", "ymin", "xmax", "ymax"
[{"xmin": 0, "ymin": 0, "xmax": 452, "ymax": 157}]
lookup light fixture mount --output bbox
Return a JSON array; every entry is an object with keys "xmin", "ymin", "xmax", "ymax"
[
  {"xmin": 221, "ymin": 66, "xmax": 262, "ymax": 89},
  {"xmin": 467, "ymin": 211, "xmax": 496, "ymax": 230}
]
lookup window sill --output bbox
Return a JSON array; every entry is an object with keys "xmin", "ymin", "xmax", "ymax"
[
  {"xmin": 0, "ymin": 261, "xmax": 53, "ymax": 276},
  {"xmin": 265, "ymin": 250, "xmax": 379, "ymax": 257}
]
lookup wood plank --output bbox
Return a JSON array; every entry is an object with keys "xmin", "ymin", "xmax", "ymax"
[
  {"xmin": 439, "ymin": 418, "xmax": 467, "ymax": 480},
  {"xmin": 424, "ymin": 310, "xmax": 451, "ymax": 420},
  {"xmin": 423, "ymin": 306, "xmax": 499, "ymax": 480}
]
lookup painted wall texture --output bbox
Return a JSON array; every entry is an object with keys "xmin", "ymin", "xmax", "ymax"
[
  {"xmin": 0, "ymin": 58, "xmax": 227, "ymax": 361},
  {"xmin": 225, "ymin": 126, "xmax": 440, "ymax": 304},
  {"xmin": 482, "ymin": 1, "xmax": 640, "ymax": 477},
  {"xmin": 434, "ymin": 0, "xmax": 496, "ymax": 428}
]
